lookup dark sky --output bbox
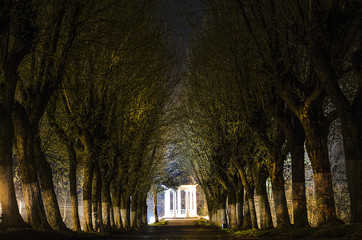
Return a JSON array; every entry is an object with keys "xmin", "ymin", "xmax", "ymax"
[{"xmin": 162, "ymin": 0, "xmax": 204, "ymax": 53}]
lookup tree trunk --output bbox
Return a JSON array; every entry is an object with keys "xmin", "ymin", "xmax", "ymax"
[
  {"xmin": 0, "ymin": 1, "xmax": 34, "ymax": 229},
  {"xmin": 312, "ymin": 46, "xmax": 362, "ymax": 223},
  {"xmin": 66, "ymin": 144, "xmax": 81, "ymax": 231},
  {"xmin": 206, "ymin": 197, "xmax": 214, "ymax": 224},
  {"xmin": 253, "ymin": 164, "xmax": 273, "ymax": 229},
  {"xmin": 82, "ymin": 152, "xmax": 94, "ymax": 231},
  {"xmin": 13, "ymin": 106, "xmax": 51, "ymax": 230},
  {"xmin": 110, "ymin": 199, "xmax": 115, "ymax": 228},
  {"xmin": 101, "ymin": 177, "xmax": 111, "ymax": 230},
  {"xmin": 92, "ymin": 163, "xmax": 102, "ymax": 232},
  {"xmin": 0, "ymin": 116, "xmax": 27, "ymax": 228},
  {"xmin": 341, "ymin": 127, "xmax": 362, "ymax": 222},
  {"xmin": 242, "ymin": 192, "xmax": 252, "ymax": 229},
  {"xmin": 305, "ymin": 128, "xmax": 339, "ymax": 225},
  {"xmin": 268, "ymin": 159, "xmax": 291, "ymax": 228},
  {"xmin": 111, "ymin": 184, "xmax": 121, "ymax": 229},
  {"xmin": 227, "ymin": 190, "xmax": 238, "ymax": 228},
  {"xmin": 217, "ymin": 191, "xmax": 228, "ymax": 228},
  {"xmin": 236, "ymin": 187, "xmax": 244, "ymax": 228},
  {"xmin": 142, "ymin": 200, "xmax": 148, "ymax": 226},
  {"xmin": 153, "ymin": 189, "xmax": 159, "ymax": 223},
  {"xmin": 130, "ymin": 194, "xmax": 138, "ymax": 228},
  {"xmin": 281, "ymin": 114, "xmax": 309, "ymax": 227},
  {"xmin": 120, "ymin": 195, "xmax": 131, "ymax": 230},
  {"xmin": 232, "ymin": 159, "xmax": 257, "ymax": 229},
  {"xmin": 33, "ymin": 135, "xmax": 68, "ymax": 231},
  {"xmin": 137, "ymin": 196, "xmax": 145, "ymax": 227}
]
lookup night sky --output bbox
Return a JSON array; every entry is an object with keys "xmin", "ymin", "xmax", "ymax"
[{"xmin": 162, "ymin": 0, "xmax": 205, "ymax": 54}]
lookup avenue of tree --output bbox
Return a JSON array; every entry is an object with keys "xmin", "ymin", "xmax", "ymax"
[
  {"xmin": 0, "ymin": 0, "xmax": 177, "ymax": 231},
  {"xmin": 0, "ymin": 0, "xmax": 361, "ymax": 234},
  {"xmin": 175, "ymin": 0, "xmax": 361, "ymax": 229}
]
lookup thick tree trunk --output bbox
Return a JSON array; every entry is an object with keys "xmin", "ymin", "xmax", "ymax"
[
  {"xmin": 120, "ymin": 195, "xmax": 131, "ymax": 230},
  {"xmin": 217, "ymin": 190, "xmax": 228, "ymax": 227},
  {"xmin": 312, "ymin": 46, "xmax": 362, "ymax": 223},
  {"xmin": 0, "ymin": 116, "xmax": 26, "ymax": 228},
  {"xmin": 111, "ymin": 185, "xmax": 121, "ymax": 229},
  {"xmin": 268, "ymin": 159, "xmax": 291, "ymax": 228},
  {"xmin": 33, "ymin": 135, "xmax": 67, "ymax": 231},
  {"xmin": 153, "ymin": 189, "xmax": 159, "ymax": 223},
  {"xmin": 206, "ymin": 198, "xmax": 214, "ymax": 224},
  {"xmin": 305, "ymin": 129, "xmax": 339, "ymax": 225},
  {"xmin": 339, "ymin": 118, "xmax": 362, "ymax": 223},
  {"xmin": 242, "ymin": 193, "xmax": 252, "ymax": 229},
  {"xmin": 253, "ymin": 164, "xmax": 273, "ymax": 229},
  {"xmin": 136, "ymin": 196, "xmax": 145, "ymax": 227},
  {"xmin": 102, "ymin": 178, "xmax": 111, "ymax": 230},
  {"xmin": 236, "ymin": 188, "xmax": 244, "ymax": 228},
  {"xmin": 82, "ymin": 153, "xmax": 94, "ymax": 231},
  {"xmin": 233, "ymin": 161, "xmax": 257, "ymax": 229},
  {"xmin": 227, "ymin": 190, "xmax": 238, "ymax": 228},
  {"xmin": 66, "ymin": 144, "xmax": 81, "ymax": 231},
  {"xmin": 13, "ymin": 107, "xmax": 51, "ymax": 230},
  {"xmin": 92, "ymin": 163, "xmax": 102, "ymax": 232},
  {"xmin": 130, "ymin": 194, "xmax": 138, "ymax": 228},
  {"xmin": 282, "ymin": 115, "xmax": 309, "ymax": 227},
  {"xmin": 142, "ymin": 200, "xmax": 148, "ymax": 226},
  {"xmin": 0, "ymin": 1, "xmax": 33, "ymax": 229}
]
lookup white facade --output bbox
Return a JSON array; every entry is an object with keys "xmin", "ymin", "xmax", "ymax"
[{"xmin": 163, "ymin": 184, "xmax": 198, "ymax": 218}]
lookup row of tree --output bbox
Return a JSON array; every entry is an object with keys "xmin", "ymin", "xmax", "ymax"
[
  {"xmin": 175, "ymin": 0, "xmax": 361, "ymax": 229},
  {"xmin": 0, "ymin": 0, "xmax": 176, "ymax": 231}
]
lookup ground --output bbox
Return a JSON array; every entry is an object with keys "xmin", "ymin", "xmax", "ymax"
[{"xmin": 0, "ymin": 220, "xmax": 361, "ymax": 240}]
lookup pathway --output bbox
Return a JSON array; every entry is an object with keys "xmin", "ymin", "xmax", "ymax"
[{"xmin": 107, "ymin": 219, "xmax": 238, "ymax": 240}]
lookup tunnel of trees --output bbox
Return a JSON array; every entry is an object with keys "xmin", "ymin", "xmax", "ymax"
[{"xmin": 0, "ymin": 0, "xmax": 361, "ymax": 233}]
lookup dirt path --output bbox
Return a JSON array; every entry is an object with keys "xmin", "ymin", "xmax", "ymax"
[{"xmin": 106, "ymin": 220, "xmax": 238, "ymax": 240}]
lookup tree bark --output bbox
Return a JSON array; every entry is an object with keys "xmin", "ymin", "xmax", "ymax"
[
  {"xmin": 268, "ymin": 158, "xmax": 291, "ymax": 228},
  {"xmin": 120, "ymin": 195, "xmax": 131, "ymax": 230},
  {"xmin": 82, "ymin": 146, "xmax": 94, "ymax": 232},
  {"xmin": 66, "ymin": 144, "xmax": 81, "ymax": 231},
  {"xmin": 92, "ymin": 163, "xmax": 102, "ymax": 232},
  {"xmin": 284, "ymin": 121, "xmax": 308, "ymax": 226},
  {"xmin": 101, "ymin": 177, "xmax": 111, "ymax": 230},
  {"xmin": 153, "ymin": 189, "xmax": 159, "ymax": 222},
  {"xmin": 227, "ymin": 190, "xmax": 238, "ymax": 228},
  {"xmin": 217, "ymin": 189, "xmax": 228, "ymax": 227},
  {"xmin": 311, "ymin": 45, "xmax": 362, "ymax": 223},
  {"xmin": 13, "ymin": 106, "xmax": 51, "ymax": 230},
  {"xmin": 242, "ymin": 192, "xmax": 252, "ymax": 229},
  {"xmin": 111, "ymin": 184, "xmax": 121, "ymax": 229},
  {"xmin": 0, "ymin": 116, "xmax": 26, "ymax": 228},
  {"xmin": 253, "ymin": 163, "xmax": 273, "ymax": 229},
  {"xmin": 142, "ymin": 199, "xmax": 148, "ymax": 226},
  {"xmin": 33, "ymin": 135, "xmax": 68, "ymax": 231},
  {"xmin": 305, "ymin": 127, "xmax": 339, "ymax": 225},
  {"xmin": 236, "ymin": 187, "xmax": 244, "ymax": 228},
  {"xmin": 279, "ymin": 112, "xmax": 309, "ymax": 227},
  {"xmin": 0, "ymin": 0, "xmax": 34, "ymax": 228},
  {"xmin": 231, "ymin": 158, "xmax": 257, "ymax": 229},
  {"xmin": 130, "ymin": 193, "xmax": 138, "ymax": 228},
  {"xmin": 136, "ymin": 195, "xmax": 145, "ymax": 227}
]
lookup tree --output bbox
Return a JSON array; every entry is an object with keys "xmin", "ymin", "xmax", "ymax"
[{"xmin": 0, "ymin": 0, "xmax": 36, "ymax": 228}]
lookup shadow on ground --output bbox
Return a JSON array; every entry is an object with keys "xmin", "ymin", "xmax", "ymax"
[{"xmin": 1, "ymin": 220, "xmax": 361, "ymax": 240}]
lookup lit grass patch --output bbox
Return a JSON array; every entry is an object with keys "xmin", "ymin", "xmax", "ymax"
[
  {"xmin": 149, "ymin": 221, "xmax": 167, "ymax": 226},
  {"xmin": 196, "ymin": 219, "xmax": 208, "ymax": 225}
]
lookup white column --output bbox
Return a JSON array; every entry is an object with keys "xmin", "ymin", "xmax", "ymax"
[
  {"xmin": 191, "ymin": 190, "xmax": 194, "ymax": 211},
  {"xmin": 173, "ymin": 191, "xmax": 176, "ymax": 218},
  {"xmin": 186, "ymin": 190, "xmax": 189, "ymax": 217},
  {"xmin": 193, "ymin": 187, "xmax": 197, "ymax": 216},
  {"xmin": 177, "ymin": 189, "xmax": 181, "ymax": 216},
  {"xmin": 165, "ymin": 190, "xmax": 170, "ymax": 217}
]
